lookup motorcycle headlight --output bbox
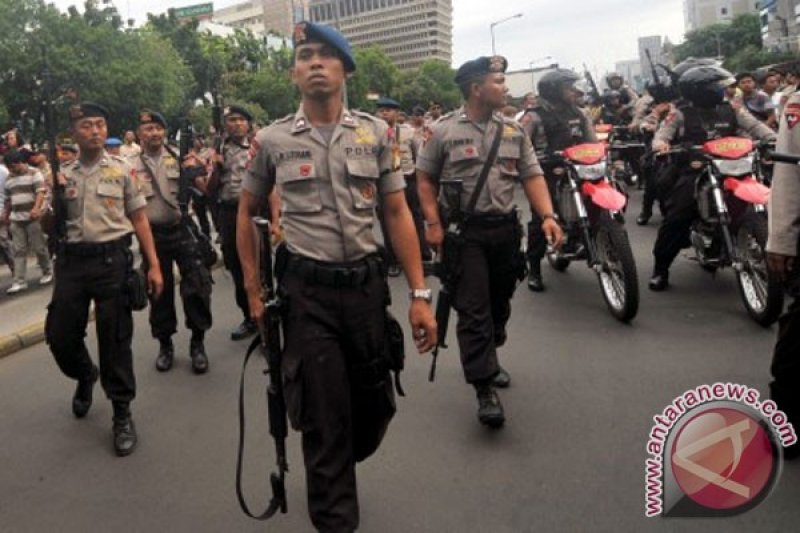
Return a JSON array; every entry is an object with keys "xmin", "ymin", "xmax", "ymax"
[
  {"xmin": 712, "ymin": 157, "xmax": 753, "ymax": 177},
  {"xmin": 575, "ymin": 162, "xmax": 607, "ymax": 180}
]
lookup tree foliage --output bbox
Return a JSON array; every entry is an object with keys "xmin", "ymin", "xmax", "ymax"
[
  {"xmin": 674, "ymin": 13, "xmax": 797, "ymax": 72},
  {"xmin": 393, "ymin": 60, "xmax": 461, "ymax": 112}
]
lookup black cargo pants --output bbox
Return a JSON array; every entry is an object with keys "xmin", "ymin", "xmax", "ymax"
[
  {"xmin": 46, "ymin": 240, "xmax": 136, "ymax": 403},
  {"xmin": 218, "ymin": 202, "xmax": 250, "ymax": 322},
  {"xmin": 279, "ymin": 256, "xmax": 395, "ymax": 533}
]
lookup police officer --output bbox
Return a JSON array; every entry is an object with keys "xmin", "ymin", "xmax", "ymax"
[
  {"xmin": 237, "ymin": 22, "xmax": 436, "ymax": 532},
  {"xmin": 649, "ymin": 66, "xmax": 777, "ymax": 290},
  {"xmin": 605, "ymin": 72, "xmax": 639, "ymax": 113},
  {"xmin": 375, "ymin": 96, "xmax": 429, "ymax": 271},
  {"xmin": 207, "ymin": 105, "xmax": 265, "ymax": 340},
  {"xmin": 46, "ymin": 103, "xmax": 164, "ymax": 456},
  {"xmin": 417, "ymin": 56, "xmax": 563, "ymax": 427},
  {"xmin": 766, "ymin": 91, "xmax": 800, "ymax": 459},
  {"xmin": 131, "ymin": 110, "xmax": 212, "ymax": 373},
  {"xmin": 523, "ymin": 69, "xmax": 596, "ymax": 291}
]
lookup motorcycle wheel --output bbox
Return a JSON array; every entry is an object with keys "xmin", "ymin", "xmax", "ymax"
[
  {"xmin": 735, "ymin": 213, "xmax": 784, "ymax": 327},
  {"xmin": 593, "ymin": 213, "xmax": 639, "ymax": 322}
]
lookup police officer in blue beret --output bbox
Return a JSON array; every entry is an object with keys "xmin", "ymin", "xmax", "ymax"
[{"xmin": 238, "ymin": 21, "xmax": 436, "ymax": 531}]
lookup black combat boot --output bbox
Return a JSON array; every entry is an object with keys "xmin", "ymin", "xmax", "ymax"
[
  {"xmin": 72, "ymin": 364, "xmax": 99, "ymax": 418},
  {"xmin": 527, "ymin": 259, "xmax": 544, "ymax": 292},
  {"xmin": 636, "ymin": 208, "xmax": 652, "ymax": 226},
  {"xmin": 492, "ymin": 366, "xmax": 511, "ymax": 389},
  {"xmin": 648, "ymin": 266, "xmax": 670, "ymax": 292},
  {"xmin": 155, "ymin": 337, "xmax": 174, "ymax": 372},
  {"xmin": 475, "ymin": 381, "xmax": 505, "ymax": 428},
  {"xmin": 112, "ymin": 402, "xmax": 137, "ymax": 457},
  {"xmin": 189, "ymin": 332, "xmax": 209, "ymax": 374},
  {"xmin": 231, "ymin": 319, "xmax": 257, "ymax": 341}
]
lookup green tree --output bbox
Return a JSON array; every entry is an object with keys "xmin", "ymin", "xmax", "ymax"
[
  {"xmin": 394, "ymin": 60, "xmax": 460, "ymax": 111},
  {"xmin": 347, "ymin": 46, "xmax": 399, "ymax": 110}
]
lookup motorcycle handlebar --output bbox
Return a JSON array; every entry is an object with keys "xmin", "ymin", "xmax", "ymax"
[{"xmin": 769, "ymin": 152, "xmax": 800, "ymax": 165}]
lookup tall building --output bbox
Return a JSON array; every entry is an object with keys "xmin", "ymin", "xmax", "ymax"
[
  {"xmin": 760, "ymin": 0, "xmax": 800, "ymax": 52},
  {"xmin": 638, "ymin": 35, "xmax": 663, "ymax": 83},
  {"xmin": 308, "ymin": 0, "xmax": 453, "ymax": 71},
  {"xmin": 214, "ymin": 1, "xmax": 310, "ymax": 37},
  {"xmin": 684, "ymin": 0, "xmax": 760, "ymax": 31},
  {"xmin": 614, "ymin": 59, "xmax": 643, "ymax": 92}
]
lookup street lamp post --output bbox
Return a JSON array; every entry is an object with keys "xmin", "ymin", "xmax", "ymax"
[{"xmin": 490, "ymin": 13, "xmax": 523, "ymax": 55}]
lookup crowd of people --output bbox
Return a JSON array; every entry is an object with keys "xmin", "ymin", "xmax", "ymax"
[{"xmin": 1, "ymin": 18, "xmax": 799, "ymax": 531}]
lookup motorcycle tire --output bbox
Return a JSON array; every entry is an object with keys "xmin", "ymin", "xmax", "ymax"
[
  {"xmin": 735, "ymin": 212, "xmax": 784, "ymax": 327},
  {"xmin": 592, "ymin": 213, "xmax": 639, "ymax": 322}
]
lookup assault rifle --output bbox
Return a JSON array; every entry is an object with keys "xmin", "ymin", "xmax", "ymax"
[
  {"xmin": 428, "ymin": 179, "xmax": 463, "ymax": 382},
  {"xmin": 583, "ymin": 64, "xmax": 602, "ymax": 106},
  {"xmin": 207, "ymin": 91, "xmax": 225, "ymax": 198},
  {"xmin": 236, "ymin": 217, "xmax": 289, "ymax": 520},
  {"xmin": 41, "ymin": 50, "xmax": 65, "ymax": 244}
]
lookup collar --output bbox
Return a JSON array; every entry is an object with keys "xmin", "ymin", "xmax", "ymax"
[
  {"xmin": 290, "ymin": 106, "xmax": 358, "ymax": 134},
  {"xmin": 456, "ymin": 106, "xmax": 503, "ymax": 126}
]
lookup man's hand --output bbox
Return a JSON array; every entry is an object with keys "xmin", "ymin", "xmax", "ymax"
[
  {"xmin": 654, "ymin": 141, "xmax": 671, "ymax": 154},
  {"xmin": 542, "ymin": 218, "xmax": 564, "ymax": 249},
  {"xmin": 409, "ymin": 299, "xmax": 437, "ymax": 353},
  {"xmin": 425, "ymin": 223, "xmax": 444, "ymax": 256},
  {"xmin": 767, "ymin": 252, "xmax": 796, "ymax": 283},
  {"xmin": 147, "ymin": 266, "xmax": 164, "ymax": 300},
  {"xmin": 245, "ymin": 283, "xmax": 265, "ymax": 322},
  {"xmin": 30, "ymin": 207, "xmax": 41, "ymax": 221}
]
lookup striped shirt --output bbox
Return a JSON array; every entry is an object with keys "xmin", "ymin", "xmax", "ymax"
[{"xmin": 4, "ymin": 167, "xmax": 46, "ymax": 222}]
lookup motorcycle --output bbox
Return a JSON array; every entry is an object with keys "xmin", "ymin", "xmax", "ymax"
[
  {"xmin": 545, "ymin": 142, "xmax": 640, "ymax": 322},
  {"xmin": 662, "ymin": 137, "xmax": 783, "ymax": 326},
  {"xmin": 595, "ymin": 124, "xmax": 646, "ymax": 188}
]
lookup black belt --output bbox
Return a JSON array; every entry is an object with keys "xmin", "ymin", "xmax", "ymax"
[
  {"xmin": 62, "ymin": 235, "xmax": 131, "ymax": 257},
  {"xmin": 464, "ymin": 212, "xmax": 517, "ymax": 227},
  {"xmin": 286, "ymin": 253, "xmax": 383, "ymax": 288}
]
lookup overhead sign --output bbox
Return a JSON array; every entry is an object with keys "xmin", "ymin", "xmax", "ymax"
[{"xmin": 173, "ymin": 3, "xmax": 214, "ymax": 21}]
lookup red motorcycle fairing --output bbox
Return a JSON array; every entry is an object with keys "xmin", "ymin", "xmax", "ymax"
[
  {"xmin": 723, "ymin": 177, "xmax": 770, "ymax": 205},
  {"xmin": 703, "ymin": 137, "xmax": 754, "ymax": 159},
  {"xmin": 581, "ymin": 180, "xmax": 627, "ymax": 211},
  {"xmin": 563, "ymin": 143, "xmax": 607, "ymax": 165}
]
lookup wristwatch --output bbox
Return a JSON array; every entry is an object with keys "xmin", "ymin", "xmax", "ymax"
[
  {"xmin": 542, "ymin": 213, "xmax": 560, "ymax": 222},
  {"xmin": 409, "ymin": 288, "xmax": 433, "ymax": 302}
]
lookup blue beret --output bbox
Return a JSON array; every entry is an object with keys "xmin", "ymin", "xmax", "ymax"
[
  {"xmin": 224, "ymin": 104, "xmax": 253, "ymax": 121},
  {"xmin": 293, "ymin": 21, "xmax": 356, "ymax": 73},
  {"xmin": 454, "ymin": 56, "xmax": 508, "ymax": 85},
  {"xmin": 138, "ymin": 110, "xmax": 168, "ymax": 130},
  {"xmin": 375, "ymin": 96, "xmax": 401, "ymax": 109},
  {"xmin": 105, "ymin": 137, "xmax": 122, "ymax": 147},
  {"xmin": 68, "ymin": 102, "xmax": 109, "ymax": 122}
]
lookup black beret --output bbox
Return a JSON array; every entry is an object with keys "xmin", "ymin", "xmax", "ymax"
[
  {"xmin": 293, "ymin": 21, "xmax": 356, "ymax": 73},
  {"xmin": 68, "ymin": 102, "xmax": 109, "ymax": 122},
  {"xmin": 224, "ymin": 104, "xmax": 253, "ymax": 121},
  {"xmin": 138, "ymin": 110, "xmax": 168, "ymax": 129},
  {"xmin": 2, "ymin": 149, "xmax": 27, "ymax": 165},
  {"xmin": 375, "ymin": 96, "xmax": 401, "ymax": 109},
  {"xmin": 454, "ymin": 56, "xmax": 508, "ymax": 85}
]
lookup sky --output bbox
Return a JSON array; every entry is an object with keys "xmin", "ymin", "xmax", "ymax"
[{"xmin": 52, "ymin": 0, "xmax": 687, "ymax": 74}]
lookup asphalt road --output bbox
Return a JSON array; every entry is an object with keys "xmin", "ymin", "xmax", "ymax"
[{"xmin": 1, "ymin": 191, "xmax": 798, "ymax": 533}]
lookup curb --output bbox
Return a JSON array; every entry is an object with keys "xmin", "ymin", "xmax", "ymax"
[{"xmin": 0, "ymin": 259, "xmax": 224, "ymax": 360}]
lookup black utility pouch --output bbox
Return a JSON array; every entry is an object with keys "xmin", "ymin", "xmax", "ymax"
[
  {"xmin": 385, "ymin": 310, "xmax": 406, "ymax": 396},
  {"xmin": 126, "ymin": 268, "xmax": 148, "ymax": 311}
]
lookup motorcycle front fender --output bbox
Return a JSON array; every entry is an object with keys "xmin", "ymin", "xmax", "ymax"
[
  {"xmin": 723, "ymin": 177, "xmax": 770, "ymax": 206},
  {"xmin": 581, "ymin": 180, "xmax": 627, "ymax": 211}
]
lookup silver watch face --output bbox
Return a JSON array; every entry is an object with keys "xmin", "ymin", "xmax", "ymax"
[{"xmin": 411, "ymin": 289, "xmax": 432, "ymax": 301}]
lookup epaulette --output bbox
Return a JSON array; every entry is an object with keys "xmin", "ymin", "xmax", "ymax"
[{"xmin": 271, "ymin": 113, "xmax": 294, "ymax": 126}]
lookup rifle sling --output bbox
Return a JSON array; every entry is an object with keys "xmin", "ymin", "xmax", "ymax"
[
  {"xmin": 465, "ymin": 118, "xmax": 504, "ymax": 216},
  {"xmin": 235, "ymin": 335, "xmax": 284, "ymax": 521}
]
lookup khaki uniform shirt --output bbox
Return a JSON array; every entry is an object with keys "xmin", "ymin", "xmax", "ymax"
[
  {"xmin": 61, "ymin": 152, "xmax": 146, "ymax": 243},
  {"xmin": 120, "ymin": 143, "xmax": 141, "ymax": 159},
  {"xmin": 630, "ymin": 94, "xmax": 655, "ymax": 129},
  {"xmin": 130, "ymin": 147, "xmax": 182, "ymax": 226},
  {"xmin": 219, "ymin": 140, "xmax": 250, "ymax": 202},
  {"xmin": 767, "ymin": 91, "xmax": 800, "ymax": 256},
  {"xmin": 389, "ymin": 123, "xmax": 417, "ymax": 176},
  {"xmin": 653, "ymin": 105, "xmax": 777, "ymax": 148},
  {"xmin": 244, "ymin": 106, "xmax": 405, "ymax": 263},
  {"xmin": 416, "ymin": 107, "xmax": 543, "ymax": 215}
]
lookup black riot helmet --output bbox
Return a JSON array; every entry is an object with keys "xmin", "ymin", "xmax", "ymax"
[
  {"xmin": 603, "ymin": 90, "xmax": 621, "ymax": 107},
  {"xmin": 668, "ymin": 57, "xmax": 721, "ymax": 83},
  {"xmin": 538, "ymin": 69, "xmax": 582, "ymax": 104},
  {"xmin": 678, "ymin": 65, "xmax": 736, "ymax": 109},
  {"xmin": 606, "ymin": 71, "xmax": 624, "ymax": 89}
]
